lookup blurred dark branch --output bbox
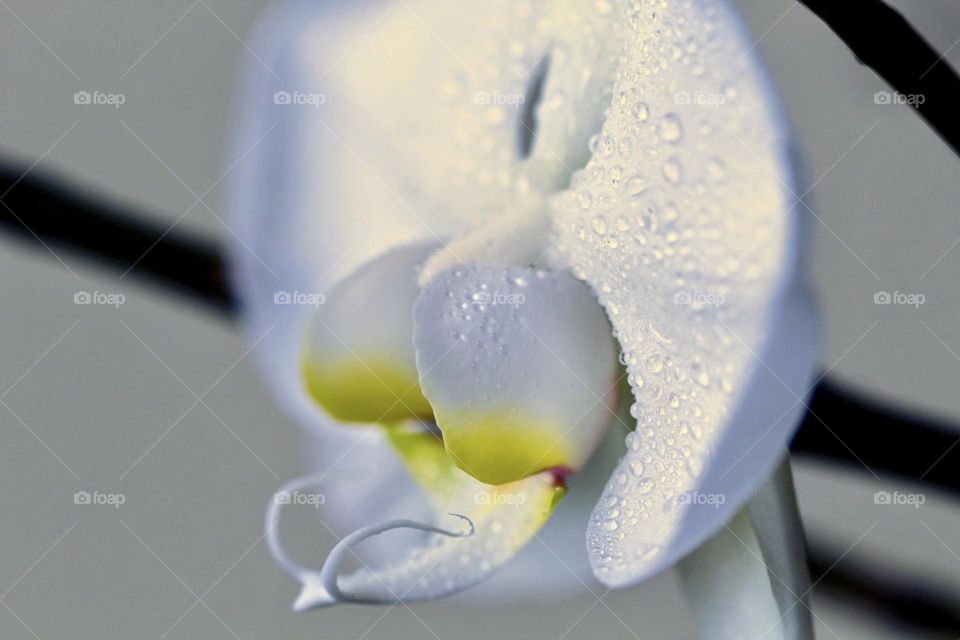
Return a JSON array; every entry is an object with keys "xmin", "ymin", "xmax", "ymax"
[
  {"xmin": 792, "ymin": 381, "xmax": 960, "ymax": 497},
  {"xmin": 798, "ymin": 0, "xmax": 960, "ymax": 157},
  {"xmin": 0, "ymin": 164, "xmax": 236, "ymax": 314},
  {"xmin": 808, "ymin": 541, "xmax": 960, "ymax": 636}
]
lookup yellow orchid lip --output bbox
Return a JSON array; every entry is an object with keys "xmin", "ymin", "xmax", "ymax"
[
  {"xmin": 301, "ymin": 351, "xmax": 433, "ymax": 424},
  {"xmin": 434, "ymin": 407, "xmax": 580, "ymax": 485},
  {"xmin": 386, "ymin": 423, "xmax": 572, "ymax": 494}
]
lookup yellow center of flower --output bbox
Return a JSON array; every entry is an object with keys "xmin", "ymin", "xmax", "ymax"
[
  {"xmin": 386, "ymin": 425, "xmax": 567, "ymax": 512},
  {"xmin": 432, "ymin": 407, "xmax": 574, "ymax": 485},
  {"xmin": 302, "ymin": 352, "xmax": 433, "ymax": 424}
]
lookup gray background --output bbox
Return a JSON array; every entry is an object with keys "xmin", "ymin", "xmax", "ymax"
[{"xmin": 1, "ymin": 1, "xmax": 959, "ymax": 638}]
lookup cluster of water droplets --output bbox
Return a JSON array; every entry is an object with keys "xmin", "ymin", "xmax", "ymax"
[
  {"xmin": 392, "ymin": 0, "xmax": 623, "ymax": 236},
  {"xmin": 428, "ymin": 266, "xmax": 544, "ymax": 405},
  {"xmin": 544, "ymin": 0, "xmax": 793, "ymax": 584}
]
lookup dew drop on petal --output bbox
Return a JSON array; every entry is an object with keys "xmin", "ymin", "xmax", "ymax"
[{"xmin": 658, "ymin": 114, "xmax": 683, "ymax": 143}]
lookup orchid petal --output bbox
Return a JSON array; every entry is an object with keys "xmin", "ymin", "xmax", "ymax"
[
  {"xmin": 676, "ymin": 459, "xmax": 813, "ymax": 640},
  {"xmin": 300, "ymin": 242, "xmax": 438, "ymax": 424},
  {"xmin": 226, "ymin": 2, "xmax": 428, "ymax": 434},
  {"xmin": 540, "ymin": 1, "xmax": 820, "ymax": 586},
  {"xmin": 413, "ymin": 264, "xmax": 619, "ymax": 485}
]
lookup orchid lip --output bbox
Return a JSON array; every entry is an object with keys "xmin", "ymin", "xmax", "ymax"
[{"xmin": 268, "ymin": 473, "xmax": 476, "ymax": 610}]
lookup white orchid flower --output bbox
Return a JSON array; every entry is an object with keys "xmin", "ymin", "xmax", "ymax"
[{"xmin": 228, "ymin": 1, "xmax": 819, "ymax": 638}]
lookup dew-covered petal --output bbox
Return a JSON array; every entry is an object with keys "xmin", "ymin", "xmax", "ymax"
[
  {"xmin": 275, "ymin": 426, "xmax": 566, "ymax": 610},
  {"xmin": 676, "ymin": 460, "xmax": 812, "ymax": 640},
  {"xmin": 519, "ymin": 4, "xmax": 626, "ymax": 192},
  {"xmin": 538, "ymin": 1, "xmax": 819, "ymax": 586},
  {"xmin": 301, "ymin": 242, "xmax": 438, "ymax": 424},
  {"xmin": 413, "ymin": 264, "xmax": 618, "ymax": 485}
]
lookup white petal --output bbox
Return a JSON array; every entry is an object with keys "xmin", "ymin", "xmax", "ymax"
[
  {"xmin": 413, "ymin": 264, "xmax": 619, "ymax": 484},
  {"xmin": 301, "ymin": 242, "xmax": 437, "ymax": 424},
  {"xmin": 546, "ymin": 1, "xmax": 820, "ymax": 587},
  {"xmin": 322, "ymin": 1, "xmax": 621, "ymax": 219},
  {"xmin": 226, "ymin": 1, "xmax": 426, "ymax": 433},
  {"xmin": 676, "ymin": 459, "xmax": 813, "ymax": 640}
]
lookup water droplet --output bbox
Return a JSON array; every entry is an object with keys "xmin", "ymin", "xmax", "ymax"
[
  {"xmin": 591, "ymin": 216, "xmax": 608, "ymax": 236},
  {"xmin": 599, "ymin": 135, "xmax": 615, "ymax": 158},
  {"xmin": 691, "ymin": 363, "xmax": 710, "ymax": 387},
  {"xmin": 690, "ymin": 423, "xmax": 703, "ymax": 440},
  {"xmin": 623, "ymin": 178, "xmax": 647, "ymax": 201},
  {"xmin": 574, "ymin": 194, "xmax": 595, "ymax": 215},
  {"xmin": 633, "ymin": 101, "xmax": 650, "ymax": 122},
  {"xmin": 645, "ymin": 355, "xmax": 665, "ymax": 373},
  {"xmin": 662, "ymin": 158, "xmax": 684, "ymax": 184},
  {"xmin": 658, "ymin": 114, "xmax": 683, "ymax": 142},
  {"xmin": 707, "ymin": 157, "xmax": 727, "ymax": 181}
]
